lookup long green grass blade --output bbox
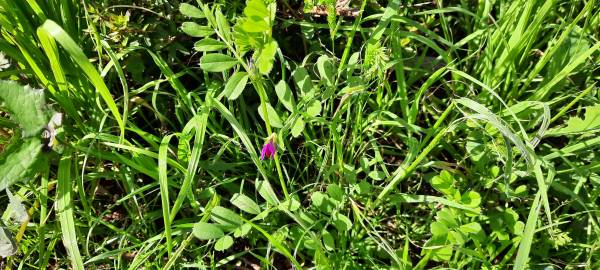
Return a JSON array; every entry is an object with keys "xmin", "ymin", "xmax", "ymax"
[{"xmin": 57, "ymin": 153, "xmax": 85, "ymax": 270}]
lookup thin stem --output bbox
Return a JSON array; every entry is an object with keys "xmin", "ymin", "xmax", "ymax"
[
  {"xmin": 373, "ymin": 102, "xmax": 455, "ymax": 208},
  {"xmin": 550, "ymin": 83, "xmax": 595, "ymax": 124},
  {"xmin": 252, "ymin": 76, "xmax": 290, "ymax": 200}
]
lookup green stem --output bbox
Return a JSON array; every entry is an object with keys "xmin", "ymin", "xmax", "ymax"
[
  {"xmin": 252, "ymin": 76, "xmax": 290, "ymax": 200},
  {"xmin": 373, "ymin": 102, "xmax": 455, "ymax": 208},
  {"xmin": 334, "ymin": 0, "xmax": 369, "ymax": 87},
  {"xmin": 550, "ymin": 83, "xmax": 595, "ymax": 124}
]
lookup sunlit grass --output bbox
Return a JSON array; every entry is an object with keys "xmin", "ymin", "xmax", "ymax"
[{"xmin": 0, "ymin": 0, "xmax": 599, "ymax": 269}]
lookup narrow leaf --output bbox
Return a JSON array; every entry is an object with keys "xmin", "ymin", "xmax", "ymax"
[
  {"xmin": 179, "ymin": 3, "xmax": 205, "ymax": 18},
  {"xmin": 181, "ymin": 22, "xmax": 214, "ymax": 37},
  {"xmin": 275, "ymin": 80, "xmax": 295, "ymax": 112},
  {"xmin": 200, "ymin": 54, "xmax": 238, "ymax": 72},
  {"xmin": 194, "ymin": 38, "xmax": 227, "ymax": 52},
  {"xmin": 231, "ymin": 193, "xmax": 261, "ymax": 215},
  {"xmin": 224, "ymin": 72, "xmax": 249, "ymax": 100}
]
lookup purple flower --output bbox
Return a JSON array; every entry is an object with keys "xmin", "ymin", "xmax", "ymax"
[{"xmin": 260, "ymin": 134, "xmax": 277, "ymax": 160}]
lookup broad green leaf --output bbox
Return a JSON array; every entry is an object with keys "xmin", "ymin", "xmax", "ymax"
[
  {"xmin": 193, "ymin": 222, "xmax": 224, "ymax": 240},
  {"xmin": 234, "ymin": 223, "xmax": 252, "ymax": 238},
  {"xmin": 258, "ymin": 102, "xmax": 283, "ymax": 128},
  {"xmin": 256, "ymin": 180, "xmax": 280, "ymax": 205},
  {"xmin": 211, "ymin": 206, "xmax": 243, "ymax": 228},
  {"xmin": 0, "ymin": 139, "xmax": 43, "ymax": 191},
  {"xmin": 306, "ymin": 100, "xmax": 321, "ymax": 117},
  {"xmin": 240, "ymin": 17, "xmax": 270, "ymax": 33},
  {"xmin": 179, "ymin": 3, "xmax": 204, "ymax": 18},
  {"xmin": 292, "ymin": 67, "xmax": 315, "ymax": 99},
  {"xmin": 181, "ymin": 22, "xmax": 214, "ymax": 37},
  {"xmin": 199, "ymin": 54, "xmax": 238, "ymax": 72},
  {"xmin": 430, "ymin": 245, "xmax": 453, "ymax": 262},
  {"xmin": 244, "ymin": 0, "xmax": 269, "ymax": 20},
  {"xmin": 316, "ymin": 55, "xmax": 336, "ymax": 86},
  {"xmin": 459, "ymin": 222, "xmax": 483, "ymax": 234},
  {"xmin": 278, "ymin": 197, "xmax": 301, "ymax": 212},
  {"xmin": 297, "ymin": 211, "xmax": 316, "ymax": 228},
  {"xmin": 333, "ymin": 213, "xmax": 352, "ymax": 232},
  {"xmin": 275, "ymin": 80, "xmax": 295, "ymax": 112},
  {"xmin": 231, "ymin": 193, "xmax": 261, "ymax": 214},
  {"xmin": 327, "ymin": 184, "xmax": 343, "ymax": 202},
  {"xmin": 224, "ymin": 72, "xmax": 249, "ymax": 100},
  {"xmin": 256, "ymin": 39, "xmax": 278, "ymax": 75},
  {"xmin": 0, "ymin": 81, "xmax": 51, "ymax": 191},
  {"xmin": 194, "ymin": 38, "xmax": 227, "ymax": 52},
  {"xmin": 430, "ymin": 221, "xmax": 449, "ymax": 236},
  {"xmin": 431, "ymin": 170, "xmax": 455, "ymax": 196},
  {"xmin": 549, "ymin": 104, "xmax": 600, "ymax": 135},
  {"xmin": 311, "ymin": 192, "xmax": 334, "ymax": 214},
  {"xmin": 436, "ymin": 209, "xmax": 458, "ymax": 228},
  {"xmin": 291, "ymin": 116, "xmax": 305, "ymax": 138},
  {"xmin": 0, "ymin": 81, "xmax": 49, "ymax": 136},
  {"xmin": 355, "ymin": 181, "xmax": 371, "ymax": 195},
  {"xmin": 311, "ymin": 192, "xmax": 326, "ymax": 208},
  {"xmin": 214, "ymin": 235, "xmax": 234, "ymax": 251},
  {"xmin": 322, "ymin": 230, "xmax": 335, "ymax": 251},
  {"xmin": 243, "ymin": 0, "xmax": 270, "ymax": 31},
  {"xmin": 448, "ymin": 231, "xmax": 466, "ymax": 245},
  {"xmin": 460, "ymin": 191, "xmax": 481, "ymax": 207}
]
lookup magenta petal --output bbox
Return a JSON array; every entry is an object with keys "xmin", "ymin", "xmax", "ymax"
[
  {"xmin": 260, "ymin": 145, "xmax": 268, "ymax": 160},
  {"xmin": 267, "ymin": 142, "xmax": 276, "ymax": 158},
  {"xmin": 260, "ymin": 141, "xmax": 276, "ymax": 160}
]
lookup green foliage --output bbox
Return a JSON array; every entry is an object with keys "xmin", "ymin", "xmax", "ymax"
[
  {"xmin": 1, "ymin": 0, "xmax": 599, "ymax": 269},
  {"xmin": 549, "ymin": 104, "xmax": 600, "ymax": 135},
  {"xmin": 193, "ymin": 222, "xmax": 225, "ymax": 240},
  {"xmin": 0, "ymin": 81, "xmax": 53, "ymax": 191},
  {"xmin": 233, "ymin": 0, "xmax": 279, "ymax": 75}
]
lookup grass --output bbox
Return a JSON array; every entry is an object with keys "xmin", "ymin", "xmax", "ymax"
[{"xmin": 0, "ymin": 0, "xmax": 599, "ymax": 269}]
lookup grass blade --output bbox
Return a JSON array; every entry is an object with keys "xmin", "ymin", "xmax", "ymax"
[{"xmin": 57, "ymin": 153, "xmax": 85, "ymax": 270}]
